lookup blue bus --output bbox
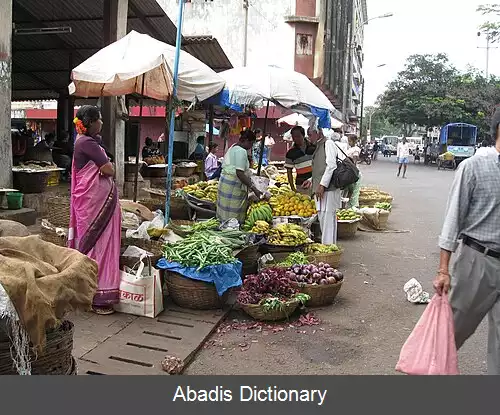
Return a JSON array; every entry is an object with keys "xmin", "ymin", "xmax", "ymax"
[{"xmin": 439, "ymin": 123, "xmax": 477, "ymax": 162}]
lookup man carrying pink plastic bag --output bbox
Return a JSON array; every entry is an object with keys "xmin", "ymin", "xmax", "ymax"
[{"xmin": 399, "ymin": 112, "xmax": 500, "ymax": 375}]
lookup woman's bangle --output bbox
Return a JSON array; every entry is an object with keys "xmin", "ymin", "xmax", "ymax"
[{"xmin": 438, "ymin": 270, "xmax": 450, "ymax": 276}]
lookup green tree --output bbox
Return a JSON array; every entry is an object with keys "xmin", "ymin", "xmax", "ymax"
[
  {"xmin": 477, "ymin": 4, "xmax": 500, "ymax": 43},
  {"xmin": 362, "ymin": 106, "xmax": 401, "ymax": 138},
  {"xmin": 378, "ymin": 54, "xmax": 465, "ymax": 132}
]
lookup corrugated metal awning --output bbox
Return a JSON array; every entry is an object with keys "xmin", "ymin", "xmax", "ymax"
[
  {"xmin": 11, "ymin": 0, "xmax": 178, "ymax": 100},
  {"xmin": 182, "ymin": 36, "xmax": 233, "ymax": 73}
]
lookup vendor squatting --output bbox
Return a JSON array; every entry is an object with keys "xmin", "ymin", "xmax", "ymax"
[{"xmin": 173, "ymin": 386, "xmax": 327, "ymax": 406}]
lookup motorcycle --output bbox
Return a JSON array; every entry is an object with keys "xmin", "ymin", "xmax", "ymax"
[{"xmin": 359, "ymin": 148, "xmax": 372, "ymax": 165}]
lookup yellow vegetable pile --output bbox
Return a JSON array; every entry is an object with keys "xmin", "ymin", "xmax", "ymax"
[
  {"xmin": 268, "ymin": 223, "xmax": 308, "ymax": 246},
  {"xmin": 268, "ymin": 185, "xmax": 317, "ymax": 217},
  {"xmin": 274, "ymin": 174, "xmax": 289, "ymax": 184},
  {"xmin": 183, "ymin": 181, "xmax": 218, "ymax": 203}
]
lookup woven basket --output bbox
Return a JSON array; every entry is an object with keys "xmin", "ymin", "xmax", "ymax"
[
  {"xmin": 170, "ymin": 196, "xmax": 191, "ymax": 220},
  {"xmin": 165, "ymin": 271, "xmax": 226, "ymax": 310},
  {"xmin": 306, "ymin": 249, "xmax": 343, "ymax": 268},
  {"xmin": 41, "ymin": 227, "xmax": 68, "ymax": 247},
  {"xmin": 240, "ymin": 299, "xmax": 299, "ymax": 321},
  {"xmin": 259, "ymin": 243, "xmax": 307, "ymax": 255},
  {"xmin": 122, "ymin": 237, "xmax": 164, "ymax": 262},
  {"xmin": 175, "ymin": 166, "xmax": 196, "ymax": 177},
  {"xmin": 0, "ymin": 320, "xmax": 74, "ymax": 375},
  {"xmin": 337, "ymin": 220, "xmax": 359, "ymax": 239},
  {"xmin": 168, "ymin": 220, "xmax": 195, "ymax": 237},
  {"xmin": 235, "ymin": 245, "xmax": 260, "ymax": 276},
  {"xmin": 13, "ymin": 171, "xmax": 49, "ymax": 194},
  {"xmin": 46, "ymin": 196, "xmax": 71, "ymax": 228},
  {"xmin": 377, "ymin": 211, "xmax": 390, "ymax": 230},
  {"xmin": 294, "ymin": 280, "xmax": 343, "ymax": 307},
  {"xmin": 139, "ymin": 198, "xmax": 164, "ymax": 212}
]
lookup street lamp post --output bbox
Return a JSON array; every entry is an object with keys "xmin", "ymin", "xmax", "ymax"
[
  {"xmin": 360, "ymin": 64, "xmax": 385, "ymax": 141},
  {"xmin": 347, "ymin": 13, "xmax": 393, "ymax": 136}
]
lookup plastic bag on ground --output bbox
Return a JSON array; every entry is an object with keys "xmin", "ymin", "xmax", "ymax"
[{"xmin": 396, "ymin": 293, "xmax": 459, "ymax": 375}]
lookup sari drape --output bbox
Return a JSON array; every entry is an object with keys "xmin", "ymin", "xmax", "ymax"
[{"xmin": 68, "ymin": 140, "xmax": 121, "ymax": 306}]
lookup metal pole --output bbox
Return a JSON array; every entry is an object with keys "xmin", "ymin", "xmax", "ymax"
[
  {"xmin": 359, "ymin": 79, "xmax": 365, "ymax": 139},
  {"xmin": 208, "ymin": 104, "xmax": 214, "ymax": 145},
  {"xmin": 486, "ymin": 34, "xmax": 490, "ymax": 79},
  {"xmin": 133, "ymin": 76, "xmax": 146, "ymax": 202},
  {"xmin": 165, "ymin": 0, "xmax": 185, "ymax": 225},
  {"xmin": 243, "ymin": 0, "xmax": 249, "ymax": 66},
  {"xmin": 256, "ymin": 100, "xmax": 270, "ymax": 176}
]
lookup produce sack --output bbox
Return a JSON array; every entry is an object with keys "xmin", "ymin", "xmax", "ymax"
[
  {"xmin": 156, "ymin": 259, "xmax": 242, "ymax": 296},
  {"xmin": 114, "ymin": 254, "xmax": 163, "ymax": 318},
  {"xmin": 396, "ymin": 293, "xmax": 459, "ymax": 375},
  {"xmin": 359, "ymin": 207, "xmax": 389, "ymax": 230}
]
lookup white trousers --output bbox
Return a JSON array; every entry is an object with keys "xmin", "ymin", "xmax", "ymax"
[
  {"xmin": 315, "ymin": 190, "xmax": 341, "ymax": 245},
  {"xmin": 318, "ymin": 211, "xmax": 337, "ymax": 245}
]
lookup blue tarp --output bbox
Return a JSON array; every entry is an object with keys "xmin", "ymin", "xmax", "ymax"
[{"xmin": 156, "ymin": 259, "xmax": 243, "ymax": 296}]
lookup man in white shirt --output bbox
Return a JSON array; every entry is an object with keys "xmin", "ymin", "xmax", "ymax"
[
  {"xmin": 264, "ymin": 134, "xmax": 275, "ymax": 161},
  {"xmin": 397, "ymin": 138, "xmax": 410, "ymax": 178}
]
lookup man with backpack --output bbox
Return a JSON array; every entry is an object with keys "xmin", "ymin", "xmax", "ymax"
[{"xmin": 303, "ymin": 130, "xmax": 352, "ymax": 245}]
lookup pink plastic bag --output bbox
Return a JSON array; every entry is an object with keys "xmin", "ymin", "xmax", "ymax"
[{"xmin": 396, "ymin": 293, "xmax": 459, "ymax": 375}]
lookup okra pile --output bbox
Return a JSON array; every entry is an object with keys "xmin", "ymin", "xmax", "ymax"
[{"xmin": 163, "ymin": 230, "xmax": 247, "ymax": 270}]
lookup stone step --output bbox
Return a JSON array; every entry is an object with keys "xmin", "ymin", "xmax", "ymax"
[{"xmin": 0, "ymin": 208, "xmax": 37, "ymax": 226}]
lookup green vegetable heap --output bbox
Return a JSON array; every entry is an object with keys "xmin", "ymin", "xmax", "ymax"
[
  {"xmin": 305, "ymin": 243, "xmax": 340, "ymax": 254},
  {"xmin": 374, "ymin": 202, "xmax": 392, "ymax": 211},
  {"xmin": 163, "ymin": 229, "xmax": 247, "ymax": 270},
  {"xmin": 274, "ymin": 252, "xmax": 309, "ymax": 267}
]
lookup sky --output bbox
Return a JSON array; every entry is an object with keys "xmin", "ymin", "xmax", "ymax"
[{"xmin": 363, "ymin": 0, "xmax": 500, "ymax": 106}]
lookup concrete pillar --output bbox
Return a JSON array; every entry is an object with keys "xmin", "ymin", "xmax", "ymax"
[
  {"xmin": 102, "ymin": 0, "xmax": 128, "ymax": 194},
  {"xmin": 57, "ymin": 93, "xmax": 69, "ymax": 139},
  {"xmin": 0, "ymin": 0, "xmax": 13, "ymax": 188}
]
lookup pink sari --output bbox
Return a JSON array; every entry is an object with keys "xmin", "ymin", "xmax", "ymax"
[{"xmin": 68, "ymin": 137, "xmax": 121, "ymax": 307}]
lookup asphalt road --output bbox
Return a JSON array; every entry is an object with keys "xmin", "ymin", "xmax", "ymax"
[{"xmin": 186, "ymin": 156, "xmax": 488, "ymax": 375}]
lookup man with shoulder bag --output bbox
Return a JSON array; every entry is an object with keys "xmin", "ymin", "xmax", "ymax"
[
  {"xmin": 303, "ymin": 130, "xmax": 359, "ymax": 245},
  {"xmin": 434, "ymin": 109, "xmax": 500, "ymax": 374}
]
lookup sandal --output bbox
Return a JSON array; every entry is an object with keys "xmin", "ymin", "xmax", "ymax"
[{"xmin": 92, "ymin": 306, "xmax": 115, "ymax": 315}]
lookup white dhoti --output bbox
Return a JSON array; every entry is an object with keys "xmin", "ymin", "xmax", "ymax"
[{"xmin": 315, "ymin": 189, "xmax": 341, "ymax": 245}]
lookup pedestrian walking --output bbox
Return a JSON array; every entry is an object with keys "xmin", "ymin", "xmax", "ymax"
[
  {"xmin": 397, "ymin": 138, "xmax": 410, "ymax": 178},
  {"xmin": 433, "ymin": 110, "xmax": 500, "ymax": 375}
]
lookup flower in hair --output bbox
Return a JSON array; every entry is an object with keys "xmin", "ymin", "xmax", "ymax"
[{"xmin": 73, "ymin": 117, "xmax": 87, "ymax": 135}]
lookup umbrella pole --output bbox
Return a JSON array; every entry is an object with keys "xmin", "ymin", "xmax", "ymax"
[
  {"xmin": 208, "ymin": 104, "xmax": 214, "ymax": 145},
  {"xmin": 257, "ymin": 100, "xmax": 270, "ymax": 175},
  {"xmin": 133, "ymin": 76, "xmax": 146, "ymax": 202},
  {"xmin": 165, "ymin": 0, "xmax": 186, "ymax": 225}
]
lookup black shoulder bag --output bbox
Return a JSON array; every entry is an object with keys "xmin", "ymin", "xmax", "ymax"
[{"xmin": 331, "ymin": 143, "xmax": 360, "ymax": 189}]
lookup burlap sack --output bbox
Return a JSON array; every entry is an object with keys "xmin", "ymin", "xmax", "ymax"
[{"xmin": 0, "ymin": 236, "xmax": 98, "ymax": 351}]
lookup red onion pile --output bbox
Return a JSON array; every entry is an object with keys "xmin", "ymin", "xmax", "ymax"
[{"xmin": 285, "ymin": 262, "xmax": 343, "ymax": 285}]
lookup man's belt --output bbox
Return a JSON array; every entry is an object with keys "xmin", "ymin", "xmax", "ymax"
[{"xmin": 462, "ymin": 236, "xmax": 500, "ymax": 259}]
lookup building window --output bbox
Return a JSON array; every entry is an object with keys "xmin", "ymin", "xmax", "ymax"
[{"xmin": 296, "ymin": 34, "xmax": 313, "ymax": 56}]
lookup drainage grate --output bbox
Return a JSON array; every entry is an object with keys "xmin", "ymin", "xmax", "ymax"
[
  {"xmin": 109, "ymin": 356, "xmax": 153, "ymax": 367},
  {"xmin": 143, "ymin": 330, "xmax": 182, "ymax": 341},
  {"xmin": 126, "ymin": 342, "xmax": 169, "ymax": 353}
]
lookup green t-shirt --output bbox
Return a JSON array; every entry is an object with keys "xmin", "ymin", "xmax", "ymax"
[{"xmin": 222, "ymin": 145, "xmax": 249, "ymax": 176}]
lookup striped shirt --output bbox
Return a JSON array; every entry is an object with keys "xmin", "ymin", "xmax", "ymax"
[
  {"xmin": 439, "ymin": 148, "xmax": 500, "ymax": 252},
  {"xmin": 284, "ymin": 140, "xmax": 316, "ymax": 185}
]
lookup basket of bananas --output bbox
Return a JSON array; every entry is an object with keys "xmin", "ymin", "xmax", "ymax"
[
  {"xmin": 242, "ymin": 201, "xmax": 273, "ymax": 232},
  {"xmin": 260, "ymin": 223, "xmax": 310, "ymax": 254}
]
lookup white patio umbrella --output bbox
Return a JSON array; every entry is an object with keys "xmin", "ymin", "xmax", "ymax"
[
  {"xmin": 217, "ymin": 65, "xmax": 334, "ymax": 173},
  {"xmin": 219, "ymin": 65, "xmax": 334, "ymax": 111},
  {"xmin": 68, "ymin": 31, "xmax": 225, "ymax": 202},
  {"xmin": 330, "ymin": 116, "xmax": 343, "ymax": 129},
  {"xmin": 277, "ymin": 113, "xmax": 311, "ymax": 131},
  {"xmin": 69, "ymin": 31, "xmax": 224, "ymax": 102}
]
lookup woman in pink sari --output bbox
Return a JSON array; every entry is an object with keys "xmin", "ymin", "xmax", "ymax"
[{"xmin": 68, "ymin": 105, "xmax": 121, "ymax": 315}]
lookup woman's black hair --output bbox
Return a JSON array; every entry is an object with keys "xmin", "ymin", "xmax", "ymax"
[
  {"xmin": 240, "ymin": 129, "xmax": 257, "ymax": 142},
  {"xmin": 75, "ymin": 105, "xmax": 101, "ymax": 129},
  {"xmin": 254, "ymin": 128, "xmax": 262, "ymax": 135},
  {"xmin": 290, "ymin": 126, "xmax": 305, "ymax": 137},
  {"xmin": 208, "ymin": 142, "xmax": 218, "ymax": 150},
  {"xmin": 145, "ymin": 137, "xmax": 153, "ymax": 146},
  {"xmin": 197, "ymin": 136, "xmax": 205, "ymax": 144}
]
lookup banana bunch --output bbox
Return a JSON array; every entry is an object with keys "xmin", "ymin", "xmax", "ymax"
[
  {"xmin": 242, "ymin": 202, "xmax": 273, "ymax": 231},
  {"xmin": 183, "ymin": 181, "xmax": 218, "ymax": 203},
  {"xmin": 267, "ymin": 223, "xmax": 308, "ymax": 246},
  {"xmin": 274, "ymin": 174, "xmax": 290, "ymax": 184},
  {"xmin": 250, "ymin": 220, "xmax": 270, "ymax": 234}
]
